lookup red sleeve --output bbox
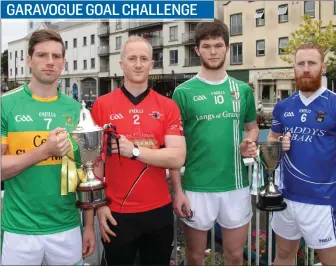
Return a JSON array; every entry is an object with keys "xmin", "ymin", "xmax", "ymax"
[
  {"xmin": 90, "ymin": 98, "xmax": 102, "ymax": 127},
  {"xmin": 165, "ymin": 99, "xmax": 183, "ymax": 136}
]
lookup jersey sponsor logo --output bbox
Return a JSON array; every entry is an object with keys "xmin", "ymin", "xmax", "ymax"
[
  {"xmin": 129, "ymin": 109, "xmax": 144, "ymax": 114},
  {"xmin": 149, "ymin": 111, "xmax": 162, "ymax": 120},
  {"xmin": 299, "ymin": 109, "xmax": 311, "ymax": 114},
  {"xmin": 284, "ymin": 112, "xmax": 295, "ymax": 117},
  {"xmin": 284, "ymin": 126, "xmax": 326, "ymax": 143},
  {"xmin": 222, "ymin": 111, "xmax": 240, "ymax": 119},
  {"xmin": 211, "ymin": 91, "xmax": 225, "ymax": 96},
  {"xmin": 193, "ymin": 95, "xmax": 207, "ymax": 101},
  {"xmin": 319, "ymin": 237, "xmax": 332, "ymax": 243},
  {"xmin": 39, "ymin": 112, "xmax": 56, "ymax": 118},
  {"xmin": 7, "ymin": 132, "xmax": 62, "ymax": 165},
  {"xmin": 15, "ymin": 115, "xmax": 33, "ymax": 122},
  {"xmin": 110, "ymin": 113, "xmax": 124, "ymax": 120}
]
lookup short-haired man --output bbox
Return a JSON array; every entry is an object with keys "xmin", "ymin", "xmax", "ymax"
[
  {"xmin": 269, "ymin": 43, "xmax": 336, "ymax": 265},
  {"xmin": 1, "ymin": 29, "xmax": 96, "ymax": 265},
  {"xmin": 91, "ymin": 36, "xmax": 186, "ymax": 266},
  {"xmin": 171, "ymin": 19, "xmax": 259, "ymax": 265}
]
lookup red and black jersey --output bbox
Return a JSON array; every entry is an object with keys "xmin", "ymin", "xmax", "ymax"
[{"xmin": 91, "ymin": 86, "xmax": 183, "ymax": 213}]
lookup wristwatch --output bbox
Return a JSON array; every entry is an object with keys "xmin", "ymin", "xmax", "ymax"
[{"xmin": 131, "ymin": 144, "xmax": 140, "ymax": 160}]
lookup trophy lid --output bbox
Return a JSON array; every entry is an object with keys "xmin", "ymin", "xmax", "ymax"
[{"xmin": 72, "ymin": 101, "xmax": 102, "ymax": 133}]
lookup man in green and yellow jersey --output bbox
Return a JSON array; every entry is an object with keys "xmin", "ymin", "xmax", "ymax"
[
  {"xmin": 170, "ymin": 20, "xmax": 259, "ymax": 265},
  {"xmin": 1, "ymin": 29, "xmax": 96, "ymax": 265}
]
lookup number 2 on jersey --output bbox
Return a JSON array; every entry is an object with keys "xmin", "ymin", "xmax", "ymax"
[
  {"xmin": 44, "ymin": 118, "xmax": 52, "ymax": 130},
  {"xmin": 133, "ymin": 114, "xmax": 140, "ymax": 124}
]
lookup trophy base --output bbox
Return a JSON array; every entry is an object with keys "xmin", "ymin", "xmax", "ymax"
[
  {"xmin": 256, "ymin": 195, "xmax": 287, "ymax": 212},
  {"xmin": 76, "ymin": 182, "xmax": 110, "ymax": 210}
]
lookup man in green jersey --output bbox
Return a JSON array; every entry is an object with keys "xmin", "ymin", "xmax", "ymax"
[
  {"xmin": 1, "ymin": 29, "xmax": 96, "ymax": 265},
  {"xmin": 171, "ymin": 20, "xmax": 259, "ymax": 265}
]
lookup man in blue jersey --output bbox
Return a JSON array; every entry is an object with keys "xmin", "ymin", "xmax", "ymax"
[{"xmin": 269, "ymin": 43, "xmax": 336, "ymax": 265}]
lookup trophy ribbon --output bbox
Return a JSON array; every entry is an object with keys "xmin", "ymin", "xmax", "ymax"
[{"xmin": 61, "ymin": 135, "xmax": 87, "ymax": 195}]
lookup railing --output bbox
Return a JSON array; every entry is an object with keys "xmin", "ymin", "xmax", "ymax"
[
  {"xmin": 184, "ymin": 57, "xmax": 201, "ymax": 67},
  {"xmin": 182, "ymin": 31, "xmax": 195, "ymax": 44},
  {"xmin": 97, "ymin": 46, "xmax": 109, "ymax": 55},
  {"xmin": 153, "ymin": 60, "xmax": 163, "ymax": 69},
  {"xmin": 83, "ymin": 158, "xmax": 321, "ymax": 265},
  {"xmin": 97, "ymin": 26, "xmax": 109, "ymax": 36},
  {"xmin": 128, "ymin": 21, "xmax": 162, "ymax": 29},
  {"xmin": 147, "ymin": 37, "xmax": 163, "ymax": 47}
]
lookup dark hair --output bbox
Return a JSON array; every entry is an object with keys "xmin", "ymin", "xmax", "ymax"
[
  {"xmin": 28, "ymin": 29, "xmax": 65, "ymax": 57},
  {"xmin": 295, "ymin": 43, "xmax": 325, "ymax": 62},
  {"xmin": 194, "ymin": 19, "xmax": 229, "ymax": 48}
]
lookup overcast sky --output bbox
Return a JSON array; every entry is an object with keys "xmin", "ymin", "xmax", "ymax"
[{"xmin": 1, "ymin": 20, "xmax": 28, "ymax": 52}]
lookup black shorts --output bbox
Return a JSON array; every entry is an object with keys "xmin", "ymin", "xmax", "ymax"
[{"xmin": 101, "ymin": 203, "xmax": 174, "ymax": 266}]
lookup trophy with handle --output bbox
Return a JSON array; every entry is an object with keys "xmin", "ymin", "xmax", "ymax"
[
  {"xmin": 68, "ymin": 101, "xmax": 110, "ymax": 209},
  {"xmin": 256, "ymin": 140, "xmax": 287, "ymax": 212}
]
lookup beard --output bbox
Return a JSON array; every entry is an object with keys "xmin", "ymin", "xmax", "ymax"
[
  {"xmin": 200, "ymin": 54, "xmax": 226, "ymax": 70},
  {"xmin": 295, "ymin": 68, "xmax": 322, "ymax": 92}
]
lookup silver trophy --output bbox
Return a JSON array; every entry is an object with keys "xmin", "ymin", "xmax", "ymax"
[
  {"xmin": 256, "ymin": 140, "xmax": 287, "ymax": 212},
  {"xmin": 69, "ymin": 101, "xmax": 110, "ymax": 209}
]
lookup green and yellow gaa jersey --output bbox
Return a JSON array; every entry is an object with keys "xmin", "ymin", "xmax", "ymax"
[
  {"xmin": 1, "ymin": 84, "xmax": 82, "ymax": 235},
  {"xmin": 173, "ymin": 75, "xmax": 257, "ymax": 192}
]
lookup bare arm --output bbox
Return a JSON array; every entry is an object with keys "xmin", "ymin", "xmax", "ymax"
[
  {"xmin": 2, "ymin": 144, "xmax": 49, "ymax": 180},
  {"xmin": 83, "ymin": 209, "xmax": 95, "ymax": 228},
  {"xmin": 170, "ymin": 168, "xmax": 183, "ymax": 195},
  {"xmin": 137, "ymin": 135, "xmax": 186, "ymax": 169},
  {"xmin": 244, "ymin": 121, "xmax": 259, "ymax": 142}
]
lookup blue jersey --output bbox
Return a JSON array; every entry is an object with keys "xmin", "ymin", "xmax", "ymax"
[{"xmin": 271, "ymin": 87, "xmax": 336, "ymax": 205}]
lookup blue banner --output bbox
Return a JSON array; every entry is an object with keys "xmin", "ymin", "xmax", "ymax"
[{"xmin": 1, "ymin": 0, "xmax": 214, "ymax": 20}]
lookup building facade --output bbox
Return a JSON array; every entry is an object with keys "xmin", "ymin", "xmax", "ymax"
[{"xmin": 223, "ymin": 0, "xmax": 336, "ymax": 111}]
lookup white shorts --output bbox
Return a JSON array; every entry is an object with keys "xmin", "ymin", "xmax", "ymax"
[
  {"xmin": 1, "ymin": 226, "xmax": 83, "ymax": 265},
  {"xmin": 271, "ymin": 199, "xmax": 336, "ymax": 249},
  {"xmin": 183, "ymin": 187, "xmax": 253, "ymax": 231}
]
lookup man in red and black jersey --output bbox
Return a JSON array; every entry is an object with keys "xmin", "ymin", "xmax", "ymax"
[{"xmin": 91, "ymin": 36, "xmax": 186, "ymax": 266}]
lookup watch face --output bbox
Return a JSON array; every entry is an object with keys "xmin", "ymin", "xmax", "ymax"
[{"xmin": 133, "ymin": 148, "xmax": 140, "ymax": 157}]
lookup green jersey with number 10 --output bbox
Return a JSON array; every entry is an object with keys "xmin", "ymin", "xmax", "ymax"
[
  {"xmin": 1, "ymin": 84, "xmax": 81, "ymax": 235},
  {"xmin": 172, "ymin": 75, "xmax": 257, "ymax": 192}
]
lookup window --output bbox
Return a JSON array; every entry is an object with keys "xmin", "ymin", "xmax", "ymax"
[
  {"xmin": 255, "ymin": 9, "xmax": 265, "ymax": 26},
  {"xmin": 230, "ymin": 43, "xmax": 242, "ymax": 65},
  {"xmin": 73, "ymin": 60, "xmax": 77, "ymax": 70},
  {"xmin": 230, "ymin": 13, "xmax": 242, "ymax": 35},
  {"xmin": 169, "ymin": 26, "xmax": 178, "ymax": 41},
  {"xmin": 334, "ymin": 1, "xmax": 336, "ymax": 14},
  {"xmin": 83, "ymin": 37, "xmax": 87, "ymax": 46},
  {"xmin": 73, "ymin": 38, "xmax": 77, "ymax": 48},
  {"xmin": 278, "ymin": 4, "xmax": 288, "ymax": 23},
  {"xmin": 256, "ymin": 40, "xmax": 265, "ymax": 56},
  {"xmin": 29, "ymin": 21, "xmax": 33, "ymax": 29},
  {"xmin": 10, "ymin": 69, "xmax": 12, "ymax": 76},
  {"xmin": 116, "ymin": 20, "xmax": 122, "ymax": 30},
  {"xmin": 91, "ymin": 58, "xmax": 95, "ymax": 69},
  {"xmin": 21, "ymin": 67, "xmax": 23, "ymax": 75},
  {"xmin": 83, "ymin": 60, "xmax": 87, "ymax": 69},
  {"xmin": 279, "ymin": 37, "xmax": 288, "ymax": 54},
  {"xmin": 304, "ymin": 1, "xmax": 315, "ymax": 17},
  {"xmin": 65, "ymin": 41, "xmax": 68, "ymax": 50},
  {"xmin": 15, "ymin": 68, "xmax": 17, "ymax": 75},
  {"xmin": 65, "ymin": 62, "xmax": 68, "ymax": 71},
  {"xmin": 65, "ymin": 78, "xmax": 70, "ymax": 87},
  {"xmin": 169, "ymin": 50, "xmax": 178, "ymax": 64},
  {"xmin": 91, "ymin": 34, "xmax": 95, "ymax": 45},
  {"xmin": 29, "ymin": 68, "xmax": 32, "ymax": 74},
  {"xmin": 10, "ymin": 52, "xmax": 12, "ymax": 60},
  {"xmin": 116, "ymin": 36, "xmax": 122, "ymax": 50},
  {"xmin": 20, "ymin": 50, "xmax": 23, "ymax": 58},
  {"xmin": 15, "ymin": 51, "xmax": 17, "ymax": 58}
]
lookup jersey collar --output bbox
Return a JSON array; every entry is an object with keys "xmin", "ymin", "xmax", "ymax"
[
  {"xmin": 24, "ymin": 83, "xmax": 61, "ymax": 102},
  {"xmin": 196, "ymin": 73, "xmax": 229, "ymax": 85},
  {"xmin": 299, "ymin": 86, "xmax": 327, "ymax": 106},
  {"xmin": 120, "ymin": 85, "xmax": 150, "ymax": 105}
]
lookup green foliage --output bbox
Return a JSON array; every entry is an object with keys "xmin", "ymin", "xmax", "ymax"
[
  {"xmin": 1, "ymin": 49, "xmax": 8, "ymax": 77},
  {"xmin": 280, "ymin": 15, "xmax": 336, "ymax": 64}
]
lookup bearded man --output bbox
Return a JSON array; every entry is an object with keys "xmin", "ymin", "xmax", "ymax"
[{"xmin": 268, "ymin": 43, "xmax": 336, "ymax": 265}]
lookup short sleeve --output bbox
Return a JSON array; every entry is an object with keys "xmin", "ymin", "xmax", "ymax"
[
  {"xmin": 244, "ymin": 86, "xmax": 257, "ymax": 124},
  {"xmin": 90, "ymin": 99, "xmax": 102, "ymax": 127},
  {"xmin": 165, "ymin": 100, "xmax": 183, "ymax": 136},
  {"xmin": 172, "ymin": 88, "xmax": 186, "ymax": 122},
  {"xmin": 1, "ymin": 103, "xmax": 8, "ymax": 145},
  {"xmin": 271, "ymin": 103, "xmax": 283, "ymax": 134}
]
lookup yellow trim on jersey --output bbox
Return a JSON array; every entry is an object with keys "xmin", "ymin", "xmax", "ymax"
[
  {"xmin": 1, "ymin": 137, "xmax": 8, "ymax": 145},
  {"xmin": 32, "ymin": 94, "xmax": 59, "ymax": 102},
  {"xmin": 7, "ymin": 131, "xmax": 62, "ymax": 166}
]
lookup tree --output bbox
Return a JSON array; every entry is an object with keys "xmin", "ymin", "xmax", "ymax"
[
  {"xmin": 1, "ymin": 49, "xmax": 8, "ymax": 78},
  {"xmin": 280, "ymin": 15, "xmax": 336, "ymax": 65},
  {"xmin": 327, "ymin": 45, "xmax": 336, "ymax": 81}
]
